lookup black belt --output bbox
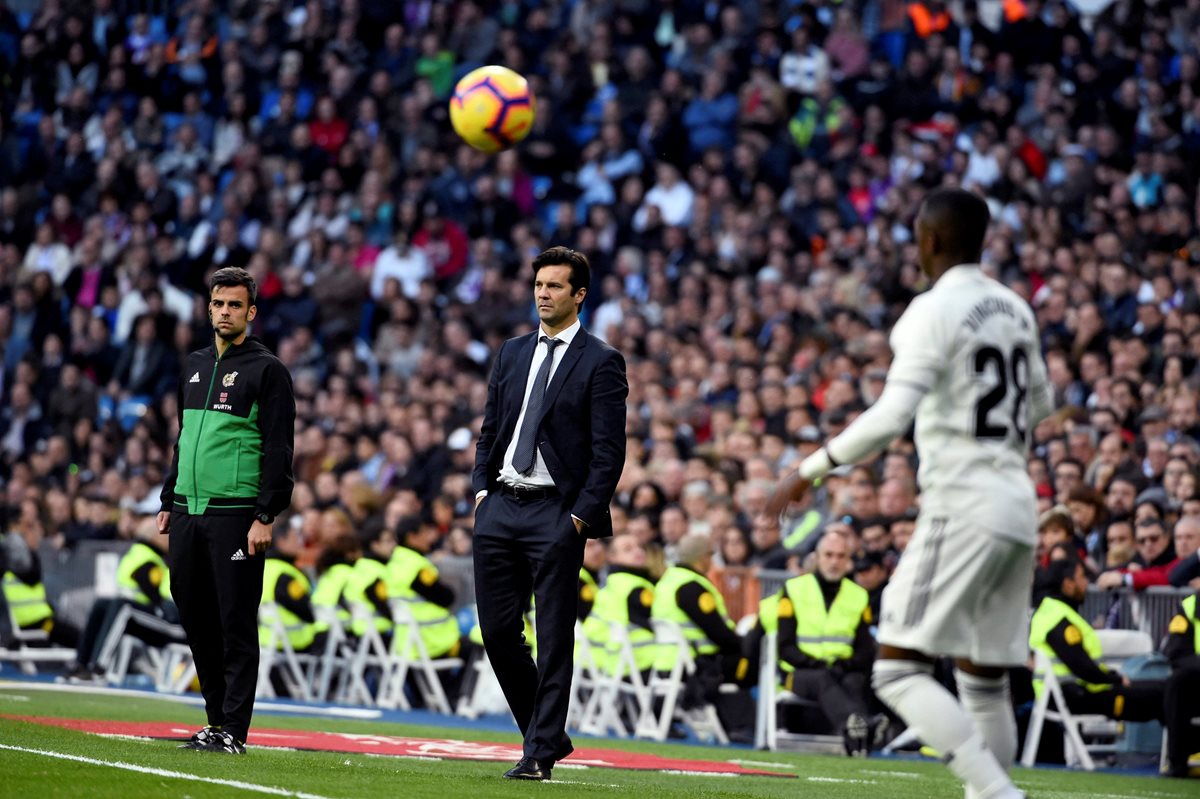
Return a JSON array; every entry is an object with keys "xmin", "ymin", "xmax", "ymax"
[{"xmin": 498, "ymin": 483, "xmax": 559, "ymax": 502}]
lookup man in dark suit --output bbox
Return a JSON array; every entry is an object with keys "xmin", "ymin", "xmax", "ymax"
[{"xmin": 473, "ymin": 246, "xmax": 628, "ymax": 781}]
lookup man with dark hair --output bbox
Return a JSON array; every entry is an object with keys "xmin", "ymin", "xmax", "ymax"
[
  {"xmin": 473, "ymin": 246, "xmax": 627, "ymax": 780},
  {"xmin": 1029, "ymin": 556, "xmax": 1165, "ymax": 730},
  {"xmin": 765, "ymin": 188, "xmax": 1054, "ymax": 799},
  {"xmin": 158, "ymin": 266, "xmax": 295, "ymax": 755}
]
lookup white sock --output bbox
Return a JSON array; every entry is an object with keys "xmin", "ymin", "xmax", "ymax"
[
  {"xmin": 955, "ymin": 669, "xmax": 1017, "ymax": 772},
  {"xmin": 873, "ymin": 660, "xmax": 1020, "ymax": 799}
]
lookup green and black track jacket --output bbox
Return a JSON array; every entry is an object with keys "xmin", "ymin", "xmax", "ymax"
[{"xmin": 160, "ymin": 336, "xmax": 295, "ymax": 518}]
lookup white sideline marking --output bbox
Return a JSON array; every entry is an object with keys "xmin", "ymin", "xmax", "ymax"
[
  {"xmin": 728, "ymin": 758, "xmax": 798, "ymax": 769},
  {"xmin": 861, "ymin": 770, "xmax": 920, "ymax": 778},
  {"xmin": 0, "ymin": 743, "xmax": 345, "ymax": 799},
  {"xmin": 0, "ymin": 681, "xmax": 381, "ymax": 719},
  {"xmin": 806, "ymin": 776, "xmax": 879, "ymax": 784}
]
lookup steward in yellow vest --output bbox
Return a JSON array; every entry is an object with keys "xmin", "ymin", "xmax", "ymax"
[
  {"xmin": 1161, "ymin": 591, "xmax": 1200, "ymax": 778},
  {"xmin": 650, "ymin": 533, "xmax": 754, "ymax": 742},
  {"xmin": 581, "ymin": 534, "xmax": 655, "ymax": 675},
  {"xmin": 1, "ymin": 532, "xmax": 78, "ymax": 650},
  {"xmin": 70, "ymin": 524, "xmax": 183, "ymax": 681},
  {"xmin": 346, "ymin": 526, "xmax": 396, "ymax": 638},
  {"xmin": 1, "ymin": 545, "xmax": 70, "ymax": 643},
  {"xmin": 259, "ymin": 531, "xmax": 319, "ymax": 653},
  {"xmin": 387, "ymin": 514, "xmax": 474, "ymax": 708},
  {"xmin": 386, "ymin": 516, "xmax": 461, "ymax": 658},
  {"xmin": 1028, "ymin": 558, "xmax": 1164, "ymax": 723},
  {"xmin": 311, "ymin": 534, "xmax": 362, "ymax": 634},
  {"xmin": 776, "ymin": 533, "xmax": 878, "ymax": 755}
]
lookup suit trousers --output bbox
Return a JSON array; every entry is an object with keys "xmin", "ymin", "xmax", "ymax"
[
  {"xmin": 169, "ymin": 511, "xmax": 264, "ymax": 742},
  {"xmin": 473, "ymin": 490, "xmax": 584, "ymax": 762}
]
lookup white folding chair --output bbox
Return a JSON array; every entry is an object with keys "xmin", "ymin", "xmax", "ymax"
[
  {"xmin": 377, "ymin": 600, "xmax": 463, "ymax": 715},
  {"xmin": 752, "ymin": 631, "xmax": 836, "ymax": 750},
  {"xmin": 455, "ymin": 646, "xmax": 508, "ymax": 718},
  {"xmin": 335, "ymin": 607, "xmax": 391, "ymax": 707},
  {"xmin": 256, "ymin": 602, "xmax": 319, "ymax": 702},
  {"xmin": 1021, "ymin": 628, "xmax": 1153, "ymax": 770},
  {"xmin": 636, "ymin": 619, "xmax": 728, "ymax": 743},
  {"xmin": 96, "ymin": 603, "xmax": 190, "ymax": 690},
  {"xmin": 605, "ymin": 621, "xmax": 658, "ymax": 735},
  {"xmin": 310, "ymin": 606, "xmax": 357, "ymax": 703},
  {"xmin": 0, "ymin": 591, "xmax": 75, "ymax": 674},
  {"xmin": 570, "ymin": 621, "xmax": 629, "ymax": 737}
]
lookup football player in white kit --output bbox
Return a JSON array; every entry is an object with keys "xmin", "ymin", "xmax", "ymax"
[{"xmin": 764, "ymin": 188, "xmax": 1054, "ymax": 799}]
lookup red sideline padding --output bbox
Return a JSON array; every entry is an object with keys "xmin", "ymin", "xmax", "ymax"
[{"xmin": 13, "ymin": 716, "xmax": 793, "ymax": 778}]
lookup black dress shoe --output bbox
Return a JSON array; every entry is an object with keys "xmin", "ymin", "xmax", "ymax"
[{"xmin": 504, "ymin": 756, "xmax": 552, "ymax": 780}]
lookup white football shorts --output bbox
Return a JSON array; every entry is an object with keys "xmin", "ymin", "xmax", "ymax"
[{"xmin": 877, "ymin": 513, "xmax": 1035, "ymax": 667}]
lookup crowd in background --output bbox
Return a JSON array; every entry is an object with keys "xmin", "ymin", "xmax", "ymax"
[{"xmin": 2, "ymin": 0, "xmax": 1200, "ymax": 622}]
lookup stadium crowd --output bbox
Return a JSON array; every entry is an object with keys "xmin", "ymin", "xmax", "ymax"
[{"xmin": 1, "ymin": 0, "xmax": 1200, "ymax": 767}]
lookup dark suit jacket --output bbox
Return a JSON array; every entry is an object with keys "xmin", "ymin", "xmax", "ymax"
[{"xmin": 474, "ymin": 327, "xmax": 627, "ymax": 538}]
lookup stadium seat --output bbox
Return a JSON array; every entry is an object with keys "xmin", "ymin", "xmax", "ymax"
[
  {"xmin": 257, "ymin": 602, "xmax": 320, "ymax": 703},
  {"xmin": 335, "ymin": 607, "xmax": 390, "ymax": 707},
  {"xmin": 1021, "ymin": 628, "xmax": 1153, "ymax": 770},
  {"xmin": 377, "ymin": 600, "xmax": 462, "ymax": 715},
  {"xmin": 752, "ymin": 631, "xmax": 836, "ymax": 751},
  {"xmin": 569, "ymin": 621, "xmax": 630, "ymax": 737},
  {"xmin": 309, "ymin": 607, "xmax": 356, "ymax": 704},
  {"xmin": 0, "ymin": 593, "xmax": 75, "ymax": 675},
  {"xmin": 636, "ymin": 619, "xmax": 728, "ymax": 744},
  {"xmin": 94, "ymin": 603, "xmax": 189, "ymax": 691}
]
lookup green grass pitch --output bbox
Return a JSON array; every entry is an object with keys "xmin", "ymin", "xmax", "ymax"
[{"xmin": 0, "ymin": 683, "xmax": 1190, "ymax": 799}]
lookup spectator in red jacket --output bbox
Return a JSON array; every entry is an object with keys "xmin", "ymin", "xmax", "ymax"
[
  {"xmin": 309, "ymin": 95, "xmax": 348, "ymax": 157},
  {"xmin": 1096, "ymin": 516, "xmax": 1178, "ymax": 590},
  {"xmin": 411, "ymin": 201, "xmax": 468, "ymax": 290}
]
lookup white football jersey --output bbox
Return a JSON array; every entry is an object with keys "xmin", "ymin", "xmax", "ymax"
[{"xmin": 886, "ymin": 265, "xmax": 1053, "ymax": 541}]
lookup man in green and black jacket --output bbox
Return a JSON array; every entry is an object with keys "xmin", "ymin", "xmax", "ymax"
[{"xmin": 158, "ymin": 267, "xmax": 295, "ymax": 756}]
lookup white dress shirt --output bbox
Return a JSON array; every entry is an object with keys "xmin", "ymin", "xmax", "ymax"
[{"xmin": 497, "ymin": 319, "xmax": 580, "ymax": 487}]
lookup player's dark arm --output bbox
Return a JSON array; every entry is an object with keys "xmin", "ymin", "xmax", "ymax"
[
  {"xmin": 411, "ymin": 571, "xmax": 455, "ymax": 608},
  {"xmin": 130, "ymin": 561, "xmax": 166, "ymax": 610},
  {"xmin": 571, "ymin": 349, "xmax": 629, "ymax": 529},
  {"xmin": 366, "ymin": 578, "xmax": 393, "ymax": 620},
  {"xmin": 627, "ymin": 587, "xmax": 654, "ymax": 632},
  {"xmin": 473, "ymin": 341, "xmax": 506, "ymax": 494},
  {"xmin": 844, "ymin": 614, "xmax": 876, "ymax": 673},
  {"xmin": 275, "ymin": 575, "xmax": 315, "ymax": 623},
  {"xmin": 255, "ymin": 360, "xmax": 296, "ymax": 519},
  {"xmin": 775, "ymin": 598, "xmax": 831, "ymax": 671},
  {"xmin": 1168, "ymin": 553, "xmax": 1200, "ymax": 587},
  {"xmin": 1044, "ymin": 619, "xmax": 1119, "ymax": 685},
  {"xmin": 1164, "ymin": 607, "xmax": 1200, "ymax": 670},
  {"xmin": 676, "ymin": 582, "xmax": 742, "ymax": 654},
  {"xmin": 159, "ymin": 375, "xmax": 185, "ymax": 513}
]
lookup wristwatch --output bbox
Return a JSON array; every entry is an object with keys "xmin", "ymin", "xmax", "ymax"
[{"xmin": 255, "ymin": 512, "xmax": 275, "ymax": 526}]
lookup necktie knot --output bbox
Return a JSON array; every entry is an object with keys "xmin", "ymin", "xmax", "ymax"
[{"xmin": 541, "ymin": 336, "xmax": 562, "ymax": 351}]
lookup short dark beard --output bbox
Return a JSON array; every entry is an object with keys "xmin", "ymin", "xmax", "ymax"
[{"xmin": 215, "ymin": 325, "xmax": 244, "ymax": 342}]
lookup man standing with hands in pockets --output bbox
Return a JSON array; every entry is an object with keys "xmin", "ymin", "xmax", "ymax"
[
  {"xmin": 158, "ymin": 266, "xmax": 296, "ymax": 755},
  {"xmin": 473, "ymin": 247, "xmax": 628, "ymax": 780}
]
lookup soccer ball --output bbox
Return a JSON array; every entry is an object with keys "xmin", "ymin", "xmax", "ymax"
[{"xmin": 449, "ymin": 66, "xmax": 536, "ymax": 154}]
